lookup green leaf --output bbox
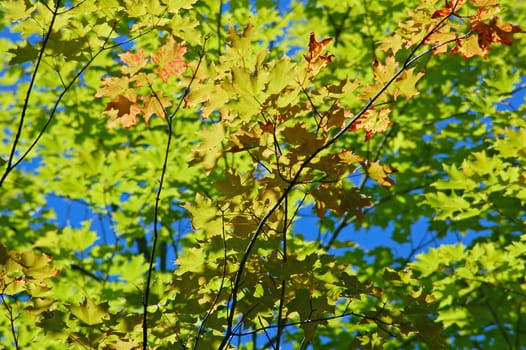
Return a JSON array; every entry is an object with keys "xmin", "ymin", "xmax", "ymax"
[
  {"xmin": 68, "ymin": 297, "xmax": 109, "ymax": 326},
  {"xmin": 424, "ymin": 191, "xmax": 473, "ymax": 220},
  {"xmin": 8, "ymin": 42, "xmax": 40, "ymax": 64}
]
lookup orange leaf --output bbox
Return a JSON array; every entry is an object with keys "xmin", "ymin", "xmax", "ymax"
[
  {"xmin": 105, "ymin": 94, "xmax": 135, "ymax": 117},
  {"xmin": 431, "ymin": 7, "xmax": 453, "ymax": 19},
  {"xmin": 489, "ymin": 17, "xmax": 524, "ymax": 46},
  {"xmin": 431, "ymin": 0, "xmax": 467, "ymax": 18},
  {"xmin": 464, "ymin": 5, "xmax": 524, "ymax": 59},
  {"xmin": 304, "ymin": 32, "xmax": 332, "ymax": 63},
  {"xmin": 303, "ymin": 32, "xmax": 334, "ymax": 74},
  {"xmin": 104, "ymin": 94, "xmax": 142, "ymax": 129}
]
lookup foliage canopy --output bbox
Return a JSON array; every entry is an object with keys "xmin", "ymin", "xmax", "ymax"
[{"xmin": 1, "ymin": 0, "xmax": 525, "ymax": 349}]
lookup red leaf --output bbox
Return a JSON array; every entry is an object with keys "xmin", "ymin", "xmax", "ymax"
[
  {"xmin": 457, "ymin": 7, "xmax": 525, "ymax": 59},
  {"xmin": 258, "ymin": 121, "xmax": 274, "ymax": 133},
  {"xmin": 488, "ymin": 17, "xmax": 524, "ymax": 46}
]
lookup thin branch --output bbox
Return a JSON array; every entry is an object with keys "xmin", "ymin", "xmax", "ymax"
[
  {"xmin": 259, "ymin": 316, "xmax": 277, "ymax": 350},
  {"xmin": 275, "ymin": 195, "xmax": 288, "ymax": 350},
  {"xmin": 402, "ymin": 1, "xmax": 460, "ymax": 67},
  {"xmin": 1, "ymin": 293, "xmax": 19, "ymax": 350},
  {"xmin": 231, "ymin": 307, "xmax": 394, "ymax": 337},
  {"xmin": 322, "ymin": 123, "xmax": 398, "ymax": 249},
  {"xmin": 142, "ymin": 36, "xmax": 209, "ymax": 350},
  {"xmin": 0, "ymin": 0, "xmax": 61, "ymax": 187},
  {"xmin": 0, "ymin": 19, "xmax": 119, "ymax": 188},
  {"xmin": 321, "ymin": 33, "xmax": 469, "ymax": 249},
  {"xmin": 217, "ymin": 0, "xmax": 224, "ymax": 55}
]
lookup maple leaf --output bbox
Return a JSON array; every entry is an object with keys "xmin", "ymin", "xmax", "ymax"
[
  {"xmin": 188, "ymin": 123, "xmax": 225, "ymax": 172},
  {"xmin": 425, "ymin": 29, "xmax": 457, "ymax": 55},
  {"xmin": 451, "ymin": 35, "xmax": 486, "ymax": 59},
  {"xmin": 487, "ymin": 17, "xmax": 524, "ymax": 46},
  {"xmin": 451, "ymin": 1, "xmax": 524, "ymax": 59},
  {"xmin": 311, "ymin": 183, "xmax": 342, "ymax": 218},
  {"xmin": 473, "ymin": 4, "xmax": 502, "ymax": 21},
  {"xmin": 119, "ymin": 49, "xmax": 148, "ymax": 76},
  {"xmin": 337, "ymin": 150, "xmax": 363, "ymax": 165},
  {"xmin": 379, "ymin": 33, "xmax": 404, "ymax": 55},
  {"xmin": 95, "ymin": 77, "xmax": 126, "ymax": 100},
  {"xmin": 454, "ymin": 8, "xmax": 524, "ymax": 59},
  {"xmin": 105, "ymin": 94, "xmax": 135, "ymax": 116},
  {"xmin": 397, "ymin": 68, "xmax": 425, "ymax": 98},
  {"xmin": 322, "ymin": 106, "xmax": 350, "ymax": 131},
  {"xmin": 7, "ymin": 42, "xmax": 39, "ymax": 65},
  {"xmin": 373, "ymin": 54, "xmax": 398, "ymax": 85},
  {"xmin": 225, "ymin": 128, "xmax": 264, "ymax": 153},
  {"xmin": 140, "ymin": 94, "xmax": 171, "ymax": 125},
  {"xmin": 304, "ymin": 32, "xmax": 334, "ymax": 73},
  {"xmin": 104, "ymin": 94, "xmax": 142, "ymax": 129},
  {"xmin": 350, "ymin": 108, "xmax": 392, "ymax": 141},
  {"xmin": 363, "ymin": 160, "xmax": 396, "ymax": 188},
  {"xmin": 151, "ymin": 37, "xmax": 187, "ymax": 82}
]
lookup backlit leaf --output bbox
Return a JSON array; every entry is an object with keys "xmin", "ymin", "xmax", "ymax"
[{"xmin": 68, "ymin": 298, "xmax": 109, "ymax": 326}]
